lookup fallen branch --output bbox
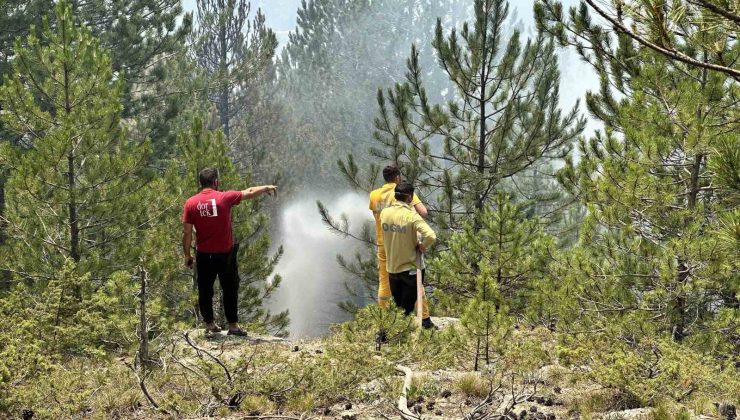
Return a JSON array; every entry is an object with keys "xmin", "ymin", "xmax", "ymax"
[
  {"xmin": 269, "ymin": 370, "xmax": 309, "ymax": 401},
  {"xmin": 125, "ymin": 361, "xmax": 165, "ymax": 413},
  {"xmin": 184, "ymin": 330, "xmax": 233, "ymax": 382},
  {"xmin": 503, "ymin": 372, "xmax": 536, "ymax": 414},
  {"xmin": 395, "ymin": 364, "xmax": 422, "ymax": 420},
  {"xmin": 462, "ymin": 372, "xmax": 506, "ymax": 420},
  {"xmin": 463, "ymin": 396, "xmax": 493, "ymax": 420}
]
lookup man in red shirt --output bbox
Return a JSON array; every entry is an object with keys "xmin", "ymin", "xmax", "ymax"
[{"xmin": 182, "ymin": 168, "xmax": 277, "ymax": 336}]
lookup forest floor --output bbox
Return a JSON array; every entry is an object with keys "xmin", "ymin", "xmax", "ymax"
[
  {"xmin": 9, "ymin": 314, "xmax": 730, "ymax": 419},
  {"xmin": 155, "ymin": 317, "xmax": 721, "ymax": 420}
]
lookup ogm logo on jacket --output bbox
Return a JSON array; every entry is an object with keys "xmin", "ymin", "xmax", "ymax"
[{"xmin": 382, "ymin": 223, "xmax": 407, "ymax": 234}]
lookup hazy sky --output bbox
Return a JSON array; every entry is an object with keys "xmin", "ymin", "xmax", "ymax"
[
  {"xmin": 181, "ymin": 0, "xmax": 599, "ymax": 133},
  {"xmin": 182, "ymin": 0, "xmax": 301, "ymax": 45}
]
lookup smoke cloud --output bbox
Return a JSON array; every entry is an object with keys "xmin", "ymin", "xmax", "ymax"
[{"xmin": 267, "ymin": 192, "xmax": 372, "ymax": 338}]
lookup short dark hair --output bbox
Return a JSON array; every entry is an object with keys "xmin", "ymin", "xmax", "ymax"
[
  {"xmin": 199, "ymin": 167, "xmax": 219, "ymax": 188},
  {"xmin": 394, "ymin": 180, "xmax": 414, "ymax": 201},
  {"xmin": 382, "ymin": 165, "xmax": 401, "ymax": 182}
]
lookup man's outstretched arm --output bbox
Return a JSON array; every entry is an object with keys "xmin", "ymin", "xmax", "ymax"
[
  {"xmin": 183, "ymin": 222, "xmax": 194, "ymax": 268},
  {"xmin": 411, "ymin": 193, "xmax": 428, "ymax": 218},
  {"xmin": 414, "ymin": 202, "xmax": 428, "ymax": 218},
  {"xmin": 241, "ymin": 185, "xmax": 278, "ymax": 199}
]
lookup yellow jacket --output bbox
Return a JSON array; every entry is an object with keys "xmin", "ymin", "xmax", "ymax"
[
  {"xmin": 369, "ymin": 183, "xmax": 421, "ymax": 246},
  {"xmin": 380, "ymin": 202, "xmax": 436, "ymax": 274}
]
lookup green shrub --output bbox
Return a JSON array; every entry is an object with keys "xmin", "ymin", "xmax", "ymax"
[
  {"xmin": 455, "ymin": 373, "xmax": 490, "ymax": 398},
  {"xmin": 407, "ymin": 374, "xmax": 441, "ymax": 401},
  {"xmin": 559, "ymin": 335, "xmax": 739, "ymax": 408}
]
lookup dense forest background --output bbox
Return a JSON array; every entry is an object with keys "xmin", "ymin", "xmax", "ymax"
[{"xmin": 0, "ymin": 0, "xmax": 737, "ymax": 418}]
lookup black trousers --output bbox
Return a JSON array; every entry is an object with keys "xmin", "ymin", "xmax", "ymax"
[
  {"xmin": 196, "ymin": 246, "xmax": 240, "ymax": 323},
  {"xmin": 389, "ymin": 269, "xmax": 425, "ymax": 315}
]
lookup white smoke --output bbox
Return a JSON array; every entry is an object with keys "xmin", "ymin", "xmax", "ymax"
[{"xmin": 267, "ymin": 192, "xmax": 373, "ymax": 338}]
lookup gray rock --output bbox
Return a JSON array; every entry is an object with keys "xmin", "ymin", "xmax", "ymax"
[{"xmin": 602, "ymin": 408, "xmax": 653, "ymax": 420}]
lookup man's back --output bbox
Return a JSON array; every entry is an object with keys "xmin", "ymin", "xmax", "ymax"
[
  {"xmin": 380, "ymin": 202, "xmax": 436, "ymax": 274},
  {"xmin": 369, "ymin": 183, "xmax": 420, "ymax": 245},
  {"xmin": 183, "ymin": 188, "xmax": 242, "ymax": 253}
]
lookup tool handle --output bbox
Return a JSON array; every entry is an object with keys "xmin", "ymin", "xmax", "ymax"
[{"xmin": 415, "ymin": 250, "xmax": 424, "ymax": 326}]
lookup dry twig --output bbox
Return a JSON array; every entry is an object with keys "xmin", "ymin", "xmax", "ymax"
[
  {"xmin": 395, "ymin": 364, "xmax": 423, "ymax": 420},
  {"xmin": 184, "ymin": 330, "xmax": 233, "ymax": 382}
]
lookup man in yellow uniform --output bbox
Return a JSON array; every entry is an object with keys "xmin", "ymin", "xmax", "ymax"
[
  {"xmin": 369, "ymin": 166, "xmax": 432, "ymax": 321},
  {"xmin": 380, "ymin": 181, "xmax": 436, "ymax": 328}
]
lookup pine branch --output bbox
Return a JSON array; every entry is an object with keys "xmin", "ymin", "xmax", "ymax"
[
  {"xmin": 687, "ymin": 0, "xmax": 740, "ymax": 25},
  {"xmin": 316, "ymin": 200, "xmax": 377, "ymax": 246},
  {"xmin": 582, "ymin": 0, "xmax": 740, "ymax": 79}
]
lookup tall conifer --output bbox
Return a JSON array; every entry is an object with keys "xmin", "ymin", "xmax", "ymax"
[
  {"xmin": 190, "ymin": 0, "xmax": 277, "ymax": 151},
  {"xmin": 0, "ymin": 0, "xmax": 153, "ymax": 283},
  {"xmin": 372, "ymin": 0, "xmax": 584, "ymax": 231},
  {"xmin": 535, "ymin": 2, "xmax": 739, "ymax": 353}
]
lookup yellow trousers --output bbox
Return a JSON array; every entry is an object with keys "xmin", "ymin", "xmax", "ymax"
[{"xmin": 378, "ymin": 244, "xmax": 430, "ymax": 319}]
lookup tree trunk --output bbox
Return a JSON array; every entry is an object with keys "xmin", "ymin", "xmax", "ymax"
[
  {"xmin": 673, "ymin": 153, "xmax": 703, "ymax": 342},
  {"xmin": 219, "ymin": 17, "xmax": 230, "ymax": 141},
  {"xmin": 476, "ymin": 64, "xmax": 487, "ymax": 219},
  {"xmin": 496, "ymin": 205, "xmax": 504, "ymax": 306},
  {"xmin": 68, "ymin": 152, "xmax": 79, "ymax": 262},
  {"xmin": 62, "ymin": 20, "xmax": 80, "ymax": 265},
  {"xmin": 474, "ymin": 336, "xmax": 481, "ymax": 371},
  {"xmin": 474, "ymin": 1, "xmax": 489, "ymax": 232},
  {"xmin": 138, "ymin": 266, "xmax": 150, "ymax": 367},
  {"xmin": 673, "ymin": 52, "xmax": 709, "ymax": 342},
  {"xmin": 0, "ymin": 173, "xmax": 8, "ymax": 290}
]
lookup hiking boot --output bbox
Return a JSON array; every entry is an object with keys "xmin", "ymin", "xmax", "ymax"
[
  {"xmin": 205, "ymin": 323, "xmax": 223, "ymax": 333},
  {"xmin": 227, "ymin": 329, "xmax": 248, "ymax": 337},
  {"xmin": 421, "ymin": 318, "xmax": 438, "ymax": 330},
  {"xmin": 375, "ymin": 329, "xmax": 388, "ymax": 344}
]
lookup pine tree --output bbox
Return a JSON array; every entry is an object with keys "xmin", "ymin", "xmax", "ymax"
[
  {"xmin": 0, "ymin": 1, "xmax": 153, "ymax": 392},
  {"xmin": 370, "ymin": 0, "xmax": 584, "ymax": 233},
  {"xmin": 297, "ymin": 0, "xmax": 469, "ymax": 311},
  {"xmin": 0, "ymin": 0, "xmax": 188, "ymax": 117},
  {"xmin": 547, "ymin": 43, "xmax": 738, "ymax": 352},
  {"xmin": 278, "ymin": 0, "xmax": 467, "ymax": 186},
  {"xmin": 322, "ymin": 0, "xmax": 585, "ymax": 312},
  {"xmin": 190, "ymin": 0, "xmax": 277, "ymax": 152},
  {"xmin": 0, "ymin": 0, "xmax": 154, "ymax": 283},
  {"xmin": 432, "ymin": 194, "xmax": 552, "ymax": 369},
  {"xmin": 532, "ymin": 0, "xmax": 739, "ymax": 399},
  {"xmin": 0, "ymin": 0, "xmax": 190, "ymax": 282},
  {"xmin": 0, "ymin": 0, "xmax": 190, "ymax": 150}
]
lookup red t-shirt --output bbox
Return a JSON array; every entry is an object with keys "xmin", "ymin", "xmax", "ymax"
[{"xmin": 183, "ymin": 188, "xmax": 243, "ymax": 253}]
